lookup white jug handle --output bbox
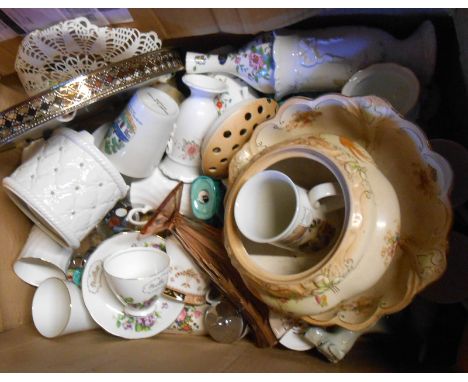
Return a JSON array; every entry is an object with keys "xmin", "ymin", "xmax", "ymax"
[
  {"xmin": 308, "ymin": 182, "xmax": 344, "ymax": 214},
  {"xmin": 126, "ymin": 205, "xmax": 153, "ymax": 226}
]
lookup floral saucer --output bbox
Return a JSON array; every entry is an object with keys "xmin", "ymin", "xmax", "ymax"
[{"xmin": 82, "ymin": 232, "xmax": 184, "ymax": 339}]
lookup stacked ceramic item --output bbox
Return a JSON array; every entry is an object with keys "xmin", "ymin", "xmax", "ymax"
[{"xmin": 224, "ymin": 95, "xmax": 452, "ymax": 331}]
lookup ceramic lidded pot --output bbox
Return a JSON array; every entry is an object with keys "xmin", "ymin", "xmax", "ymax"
[
  {"xmin": 159, "ymin": 74, "xmax": 227, "ymax": 183},
  {"xmin": 224, "ymin": 134, "xmax": 400, "ymax": 320},
  {"xmin": 3, "ymin": 128, "xmax": 128, "ymax": 248}
]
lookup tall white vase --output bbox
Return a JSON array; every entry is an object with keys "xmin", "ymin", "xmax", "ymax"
[
  {"xmin": 186, "ymin": 21, "xmax": 436, "ymax": 99},
  {"xmin": 273, "ymin": 21, "xmax": 436, "ymax": 98},
  {"xmin": 159, "ymin": 74, "xmax": 227, "ymax": 183}
]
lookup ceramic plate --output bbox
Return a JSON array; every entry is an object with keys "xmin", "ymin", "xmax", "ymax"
[
  {"xmin": 82, "ymin": 232, "xmax": 184, "ymax": 339},
  {"xmin": 228, "ymin": 95, "xmax": 452, "ymax": 330}
]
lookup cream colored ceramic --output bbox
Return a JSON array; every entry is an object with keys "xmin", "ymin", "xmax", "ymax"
[
  {"xmin": 227, "ymin": 95, "xmax": 452, "ymax": 330},
  {"xmin": 341, "ymin": 63, "xmax": 420, "ymax": 117},
  {"xmin": 225, "ymin": 134, "xmax": 401, "ymax": 322},
  {"xmin": 201, "ymin": 98, "xmax": 278, "ymax": 179}
]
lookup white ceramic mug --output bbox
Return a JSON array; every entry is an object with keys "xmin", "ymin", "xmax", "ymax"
[
  {"xmin": 3, "ymin": 128, "xmax": 129, "ymax": 249},
  {"xmin": 103, "ymin": 247, "xmax": 170, "ymax": 317},
  {"xmin": 234, "ymin": 170, "xmax": 343, "ymax": 252},
  {"xmin": 14, "ymin": 225, "xmax": 74, "ymax": 287},
  {"xmin": 32, "ymin": 278, "xmax": 98, "ymax": 338},
  {"xmin": 100, "ymin": 87, "xmax": 179, "ymax": 178}
]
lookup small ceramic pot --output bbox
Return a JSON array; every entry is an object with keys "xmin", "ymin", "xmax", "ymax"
[
  {"xmin": 14, "ymin": 225, "xmax": 73, "ymax": 287},
  {"xmin": 3, "ymin": 128, "xmax": 129, "ymax": 249},
  {"xmin": 32, "ymin": 278, "xmax": 98, "ymax": 338},
  {"xmin": 224, "ymin": 134, "xmax": 400, "ymax": 318},
  {"xmin": 159, "ymin": 74, "xmax": 227, "ymax": 183},
  {"xmin": 103, "ymin": 247, "xmax": 170, "ymax": 317}
]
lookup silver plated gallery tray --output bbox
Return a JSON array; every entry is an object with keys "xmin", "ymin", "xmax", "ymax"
[{"xmin": 0, "ymin": 48, "xmax": 184, "ymax": 150}]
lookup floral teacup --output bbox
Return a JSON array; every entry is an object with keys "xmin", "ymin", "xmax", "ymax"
[{"xmin": 103, "ymin": 247, "xmax": 170, "ymax": 317}]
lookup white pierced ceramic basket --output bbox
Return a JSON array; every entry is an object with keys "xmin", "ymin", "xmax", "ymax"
[{"xmin": 15, "ymin": 17, "xmax": 162, "ymax": 96}]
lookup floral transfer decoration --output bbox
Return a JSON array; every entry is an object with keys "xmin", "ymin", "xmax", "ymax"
[
  {"xmin": 214, "ymin": 93, "xmax": 232, "ymax": 116},
  {"xmin": 115, "ymin": 301, "xmax": 169, "ymax": 332},
  {"xmin": 229, "ymin": 38, "xmax": 274, "ymax": 85},
  {"xmin": 311, "ymin": 274, "xmax": 344, "ymax": 308},
  {"xmin": 123, "ymin": 296, "xmax": 157, "ymax": 310},
  {"xmin": 381, "ymin": 229, "xmax": 400, "ymax": 266},
  {"xmin": 416, "ymin": 249, "xmax": 446, "ymax": 279},
  {"xmin": 102, "ymin": 109, "xmax": 137, "ymax": 155},
  {"xmin": 339, "ymin": 296, "xmax": 377, "ymax": 316},
  {"xmin": 175, "ymin": 138, "xmax": 200, "ymax": 161},
  {"xmin": 169, "ymin": 305, "xmax": 203, "ymax": 333},
  {"xmin": 169, "ymin": 266, "xmax": 205, "ymax": 292}
]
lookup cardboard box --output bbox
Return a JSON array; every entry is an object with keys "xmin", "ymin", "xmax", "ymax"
[{"xmin": 0, "ymin": 8, "xmax": 467, "ymax": 372}]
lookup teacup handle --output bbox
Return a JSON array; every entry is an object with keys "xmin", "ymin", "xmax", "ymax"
[
  {"xmin": 308, "ymin": 182, "xmax": 344, "ymax": 214},
  {"xmin": 126, "ymin": 205, "xmax": 154, "ymax": 226}
]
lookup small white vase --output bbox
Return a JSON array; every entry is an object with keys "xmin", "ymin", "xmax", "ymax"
[{"xmin": 159, "ymin": 74, "xmax": 227, "ymax": 183}]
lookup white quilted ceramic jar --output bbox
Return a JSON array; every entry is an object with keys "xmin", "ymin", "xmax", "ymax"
[{"xmin": 3, "ymin": 128, "xmax": 128, "ymax": 249}]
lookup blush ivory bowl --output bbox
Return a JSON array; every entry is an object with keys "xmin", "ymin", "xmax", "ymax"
[{"xmin": 224, "ymin": 134, "xmax": 401, "ymax": 323}]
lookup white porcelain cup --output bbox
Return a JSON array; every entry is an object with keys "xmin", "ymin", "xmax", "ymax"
[
  {"xmin": 14, "ymin": 225, "xmax": 74, "ymax": 287},
  {"xmin": 3, "ymin": 128, "xmax": 129, "ymax": 249},
  {"xmin": 32, "ymin": 278, "xmax": 98, "ymax": 338},
  {"xmin": 234, "ymin": 170, "xmax": 343, "ymax": 252},
  {"xmin": 100, "ymin": 87, "xmax": 179, "ymax": 178},
  {"xmin": 103, "ymin": 247, "xmax": 170, "ymax": 317}
]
